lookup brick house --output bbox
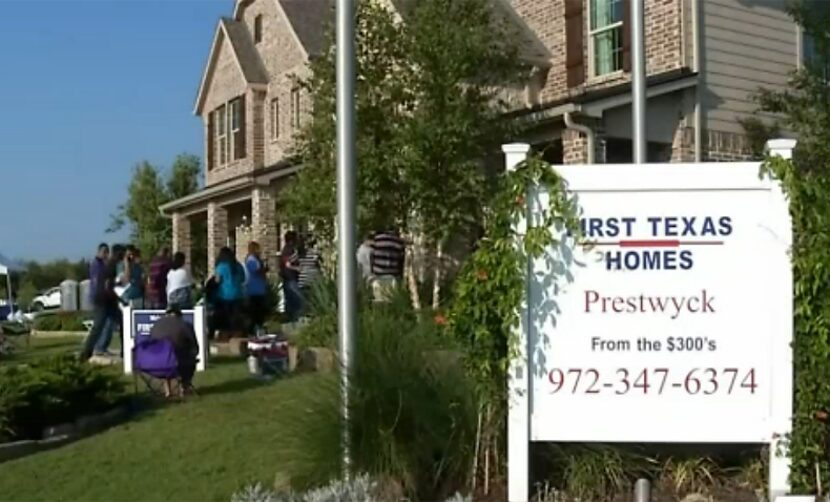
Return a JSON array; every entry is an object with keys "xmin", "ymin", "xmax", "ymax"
[{"xmin": 162, "ymin": 0, "xmax": 802, "ymax": 269}]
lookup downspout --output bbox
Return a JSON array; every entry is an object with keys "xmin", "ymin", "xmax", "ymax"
[
  {"xmin": 692, "ymin": 0, "xmax": 703, "ymax": 162},
  {"xmin": 563, "ymin": 112, "xmax": 596, "ymax": 164}
]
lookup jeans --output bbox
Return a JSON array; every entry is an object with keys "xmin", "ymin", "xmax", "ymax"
[
  {"xmin": 82, "ymin": 303, "xmax": 119, "ymax": 359},
  {"xmin": 283, "ymin": 280, "xmax": 303, "ymax": 323}
]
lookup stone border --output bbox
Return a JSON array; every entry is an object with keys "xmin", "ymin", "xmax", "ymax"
[
  {"xmin": 0, "ymin": 404, "xmax": 131, "ymax": 464},
  {"xmin": 30, "ymin": 330, "xmax": 87, "ymax": 338}
]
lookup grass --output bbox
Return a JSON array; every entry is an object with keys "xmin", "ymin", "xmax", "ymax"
[{"xmin": 0, "ymin": 336, "xmax": 323, "ymax": 502}]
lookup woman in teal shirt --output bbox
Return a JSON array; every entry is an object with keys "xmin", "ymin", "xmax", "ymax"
[
  {"xmin": 213, "ymin": 247, "xmax": 244, "ymax": 333},
  {"xmin": 117, "ymin": 246, "xmax": 145, "ymax": 308}
]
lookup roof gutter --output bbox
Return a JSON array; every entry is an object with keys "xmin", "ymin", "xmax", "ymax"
[{"xmin": 563, "ymin": 112, "xmax": 596, "ymax": 164}]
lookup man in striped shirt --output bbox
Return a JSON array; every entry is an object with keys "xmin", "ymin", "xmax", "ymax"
[
  {"xmin": 298, "ymin": 236, "xmax": 322, "ymax": 295},
  {"xmin": 370, "ymin": 229, "xmax": 405, "ymax": 301}
]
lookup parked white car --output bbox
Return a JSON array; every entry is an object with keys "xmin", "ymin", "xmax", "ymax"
[{"xmin": 31, "ymin": 287, "xmax": 61, "ymax": 311}]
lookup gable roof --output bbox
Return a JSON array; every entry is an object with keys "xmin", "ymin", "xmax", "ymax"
[
  {"xmin": 278, "ymin": 0, "xmax": 333, "ymax": 57},
  {"xmin": 387, "ymin": 0, "xmax": 551, "ymax": 67},
  {"xmin": 194, "ymin": 17, "xmax": 268, "ymax": 115}
]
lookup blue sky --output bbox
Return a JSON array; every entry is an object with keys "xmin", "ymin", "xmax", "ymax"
[{"xmin": 0, "ymin": 0, "xmax": 230, "ymax": 262}]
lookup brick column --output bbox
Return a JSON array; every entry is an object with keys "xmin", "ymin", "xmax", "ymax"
[
  {"xmin": 207, "ymin": 202, "xmax": 228, "ymax": 268},
  {"xmin": 670, "ymin": 126, "xmax": 696, "ymax": 162},
  {"xmin": 172, "ymin": 212, "xmax": 192, "ymax": 259},
  {"xmin": 252, "ymin": 187, "xmax": 279, "ymax": 267},
  {"xmin": 562, "ymin": 129, "xmax": 589, "ymax": 164}
]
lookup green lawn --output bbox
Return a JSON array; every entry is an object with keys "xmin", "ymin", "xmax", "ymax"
[{"xmin": 0, "ymin": 336, "xmax": 319, "ymax": 502}]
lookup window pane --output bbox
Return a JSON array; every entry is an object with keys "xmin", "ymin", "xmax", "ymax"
[
  {"xmin": 230, "ymin": 100, "xmax": 240, "ymax": 130},
  {"xmin": 217, "ymin": 106, "xmax": 226, "ymax": 135},
  {"xmin": 591, "ymin": 0, "xmax": 622, "ymax": 30},
  {"xmin": 594, "ymin": 26, "xmax": 623, "ymax": 75}
]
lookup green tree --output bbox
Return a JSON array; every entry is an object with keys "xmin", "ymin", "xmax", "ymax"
[
  {"xmin": 283, "ymin": 0, "xmax": 527, "ymax": 306},
  {"xmin": 109, "ymin": 155, "xmax": 202, "ymax": 259},
  {"xmin": 752, "ymin": 0, "xmax": 830, "ymax": 492}
]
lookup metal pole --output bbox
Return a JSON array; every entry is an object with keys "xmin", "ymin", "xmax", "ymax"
[
  {"xmin": 631, "ymin": 0, "xmax": 647, "ymax": 163},
  {"xmin": 336, "ymin": 0, "xmax": 357, "ymax": 479},
  {"xmin": 5, "ymin": 273, "xmax": 12, "ymax": 322},
  {"xmin": 634, "ymin": 478, "xmax": 651, "ymax": 502}
]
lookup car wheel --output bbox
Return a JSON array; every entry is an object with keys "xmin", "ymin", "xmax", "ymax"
[{"xmin": 33, "ymin": 302, "xmax": 44, "ymax": 312}]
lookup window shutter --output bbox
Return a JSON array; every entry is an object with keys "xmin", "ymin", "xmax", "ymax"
[
  {"xmin": 207, "ymin": 112, "xmax": 215, "ymax": 170},
  {"xmin": 236, "ymin": 95, "xmax": 247, "ymax": 159},
  {"xmin": 565, "ymin": 0, "xmax": 585, "ymax": 87},
  {"xmin": 622, "ymin": 0, "xmax": 632, "ymax": 72}
]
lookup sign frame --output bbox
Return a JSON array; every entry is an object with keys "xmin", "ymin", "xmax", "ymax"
[{"xmin": 503, "ymin": 140, "xmax": 795, "ymax": 502}]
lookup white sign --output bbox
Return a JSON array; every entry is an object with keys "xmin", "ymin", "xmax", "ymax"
[{"xmin": 504, "ymin": 141, "xmax": 795, "ymax": 502}]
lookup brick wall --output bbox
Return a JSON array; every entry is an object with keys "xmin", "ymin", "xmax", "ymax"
[
  {"xmin": 264, "ymin": 65, "xmax": 310, "ymax": 168},
  {"xmin": 704, "ymin": 130, "xmax": 755, "ymax": 162},
  {"xmin": 251, "ymin": 187, "xmax": 279, "ymax": 266},
  {"xmin": 510, "ymin": 0, "xmax": 685, "ymax": 106},
  {"xmin": 172, "ymin": 212, "xmax": 192, "ymax": 260},
  {"xmin": 207, "ymin": 202, "xmax": 229, "ymax": 268}
]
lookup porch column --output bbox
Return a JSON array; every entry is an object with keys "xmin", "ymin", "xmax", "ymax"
[
  {"xmin": 562, "ymin": 122, "xmax": 605, "ymax": 165},
  {"xmin": 172, "ymin": 212, "xmax": 192, "ymax": 259},
  {"xmin": 670, "ymin": 126, "xmax": 696, "ymax": 163},
  {"xmin": 207, "ymin": 202, "xmax": 228, "ymax": 268},
  {"xmin": 252, "ymin": 186, "xmax": 279, "ymax": 270}
]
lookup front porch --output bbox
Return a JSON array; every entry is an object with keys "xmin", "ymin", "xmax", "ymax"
[{"xmin": 162, "ymin": 166, "xmax": 298, "ymax": 278}]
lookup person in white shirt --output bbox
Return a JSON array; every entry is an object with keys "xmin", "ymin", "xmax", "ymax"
[
  {"xmin": 356, "ymin": 234, "xmax": 374, "ymax": 281},
  {"xmin": 166, "ymin": 252, "xmax": 194, "ymax": 308}
]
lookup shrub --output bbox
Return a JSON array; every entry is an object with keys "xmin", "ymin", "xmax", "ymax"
[
  {"xmin": 33, "ymin": 311, "xmax": 91, "ymax": 332},
  {"xmin": 0, "ymin": 354, "xmax": 126, "ymax": 442},
  {"xmin": 277, "ymin": 295, "xmax": 475, "ymax": 500}
]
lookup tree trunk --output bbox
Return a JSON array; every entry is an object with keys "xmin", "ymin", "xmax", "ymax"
[
  {"xmin": 432, "ymin": 240, "xmax": 444, "ymax": 309},
  {"xmin": 405, "ymin": 231, "xmax": 422, "ymax": 310}
]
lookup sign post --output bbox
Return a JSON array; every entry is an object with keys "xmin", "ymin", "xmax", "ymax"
[
  {"xmin": 505, "ymin": 140, "xmax": 795, "ymax": 502},
  {"xmin": 122, "ymin": 306, "xmax": 208, "ymax": 375}
]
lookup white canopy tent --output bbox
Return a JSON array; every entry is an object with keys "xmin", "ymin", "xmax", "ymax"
[{"xmin": 0, "ymin": 253, "xmax": 20, "ymax": 321}]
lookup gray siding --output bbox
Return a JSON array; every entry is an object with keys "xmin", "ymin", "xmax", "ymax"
[{"xmin": 700, "ymin": 0, "xmax": 798, "ymax": 134}]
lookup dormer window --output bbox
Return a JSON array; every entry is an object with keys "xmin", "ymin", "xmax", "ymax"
[{"xmin": 254, "ymin": 15, "xmax": 263, "ymax": 44}]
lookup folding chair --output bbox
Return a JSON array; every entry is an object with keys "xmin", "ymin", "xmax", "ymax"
[{"xmin": 133, "ymin": 337, "xmax": 195, "ymax": 399}]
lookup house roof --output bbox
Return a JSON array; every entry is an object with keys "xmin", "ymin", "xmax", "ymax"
[
  {"xmin": 222, "ymin": 18, "xmax": 269, "ymax": 84},
  {"xmin": 278, "ymin": 0, "xmax": 333, "ymax": 57},
  {"xmin": 193, "ymin": 18, "xmax": 268, "ymax": 115},
  {"xmin": 387, "ymin": 0, "xmax": 551, "ymax": 67}
]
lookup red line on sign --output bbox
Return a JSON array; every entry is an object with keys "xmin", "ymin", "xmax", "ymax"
[
  {"xmin": 580, "ymin": 240, "xmax": 725, "ymax": 248},
  {"xmin": 620, "ymin": 240, "xmax": 680, "ymax": 248}
]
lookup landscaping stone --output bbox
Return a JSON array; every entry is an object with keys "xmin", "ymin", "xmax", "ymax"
[
  {"xmin": 287, "ymin": 345, "xmax": 298, "ymax": 372},
  {"xmin": 0, "ymin": 435, "xmax": 73, "ymax": 463},
  {"xmin": 42, "ymin": 422, "xmax": 75, "ymax": 439},
  {"xmin": 31, "ymin": 330, "xmax": 88, "ymax": 338},
  {"xmin": 298, "ymin": 347, "xmax": 336, "ymax": 373},
  {"xmin": 211, "ymin": 338, "xmax": 250, "ymax": 357}
]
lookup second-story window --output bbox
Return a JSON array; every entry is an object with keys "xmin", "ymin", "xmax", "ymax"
[
  {"xmin": 254, "ymin": 15, "xmax": 263, "ymax": 44},
  {"xmin": 230, "ymin": 96, "xmax": 246, "ymax": 161},
  {"xmin": 589, "ymin": 0, "xmax": 624, "ymax": 77},
  {"xmin": 217, "ymin": 104, "xmax": 228, "ymax": 166},
  {"xmin": 270, "ymin": 98, "xmax": 280, "ymax": 140},
  {"xmin": 291, "ymin": 88, "xmax": 301, "ymax": 129}
]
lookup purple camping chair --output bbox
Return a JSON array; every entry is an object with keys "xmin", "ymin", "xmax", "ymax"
[{"xmin": 133, "ymin": 336, "xmax": 187, "ymax": 398}]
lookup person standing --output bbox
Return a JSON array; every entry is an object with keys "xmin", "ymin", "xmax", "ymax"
[
  {"xmin": 356, "ymin": 233, "xmax": 374, "ymax": 281},
  {"xmin": 117, "ymin": 246, "xmax": 145, "ymax": 309},
  {"xmin": 167, "ymin": 252, "xmax": 194, "ymax": 309},
  {"xmin": 147, "ymin": 247, "xmax": 172, "ymax": 310},
  {"xmin": 279, "ymin": 231, "xmax": 302, "ymax": 323},
  {"xmin": 370, "ymin": 229, "xmax": 405, "ymax": 301},
  {"xmin": 81, "ymin": 243, "xmax": 117, "ymax": 360},
  {"xmin": 298, "ymin": 235, "xmax": 322, "ymax": 297},
  {"xmin": 214, "ymin": 247, "xmax": 245, "ymax": 335},
  {"xmin": 245, "ymin": 241, "xmax": 269, "ymax": 334}
]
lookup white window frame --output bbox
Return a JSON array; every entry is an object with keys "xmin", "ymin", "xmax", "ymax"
[
  {"xmin": 216, "ymin": 104, "xmax": 228, "ymax": 166},
  {"xmin": 587, "ymin": 0, "xmax": 624, "ymax": 79},
  {"xmin": 270, "ymin": 97, "xmax": 280, "ymax": 140},
  {"xmin": 291, "ymin": 88, "xmax": 301, "ymax": 129},
  {"xmin": 229, "ymin": 98, "xmax": 242, "ymax": 160}
]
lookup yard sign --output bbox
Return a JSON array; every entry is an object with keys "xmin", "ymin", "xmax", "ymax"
[
  {"xmin": 121, "ymin": 306, "xmax": 208, "ymax": 375},
  {"xmin": 504, "ymin": 140, "xmax": 795, "ymax": 502}
]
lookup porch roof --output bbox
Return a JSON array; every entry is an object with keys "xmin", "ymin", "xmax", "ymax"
[{"xmin": 160, "ymin": 161, "xmax": 299, "ymax": 215}]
